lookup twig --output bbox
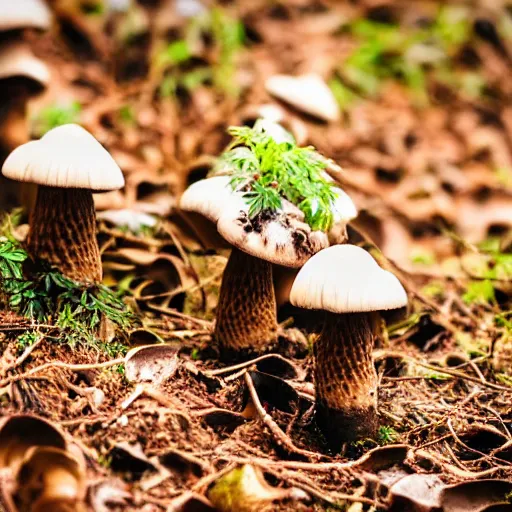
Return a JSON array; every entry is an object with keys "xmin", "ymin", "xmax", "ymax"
[
  {"xmin": 375, "ymin": 351, "xmax": 512, "ymax": 392},
  {"xmin": 0, "ymin": 358, "xmax": 125, "ymax": 387},
  {"xmin": 207, "ymin": 353, "xmax": 296, "ymax": 376},
  {"xmin": 446, "ymin": 419, "xmax": 511, "ymax": 466},
  {"xmin": 147, "ymin": 303, "xmax": 212, "ymax": 328},
  {"xmin": 244, "ymin": 371, "xmax": 321, "ymax": 460}
]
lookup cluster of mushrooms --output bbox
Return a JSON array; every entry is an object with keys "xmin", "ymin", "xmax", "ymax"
[
  {"xmin": 1, "ymin": 118, "xmax": 407, "ymax": 449},
  {"xmin": 180, "ymin": 123, "xmax": 408, "ymax": 448},
  {"xmin": 0, "ymin": 0, "xmax": 52, "ymax": 209}
]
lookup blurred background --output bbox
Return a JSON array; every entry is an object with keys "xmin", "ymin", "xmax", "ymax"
[{"xmin": 0, "ymin": 0, "xmax": 511, "ymax": 277}]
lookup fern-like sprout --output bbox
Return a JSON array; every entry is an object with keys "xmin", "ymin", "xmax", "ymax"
[{"xmin": 218, "ymin": 121, "xmax": 339, "ymax": 231}]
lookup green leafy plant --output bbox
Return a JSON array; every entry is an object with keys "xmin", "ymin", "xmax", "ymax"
[
  {"xmin": 156, "ymin": 7, "xmax": 244, "ymax": 98},
  {"xmin": 378, "ymin": 426, "xmax": 399, "ymax": 444},
  {"xmin": 341, "ymin": 7, "xmax": 480, "ymax": 106},
  {"xmin": 16, "ymin": 330, "xmax": 39, "ymax": 351},
  {"xmin": 31, "ymin": 101, "xmax": 82, "ymax": 137},
  {"xmin": 218, "ymin": 122, "xmax": 339, "ymax": 231},
  {"xmin": 0, "ymin": 237, "xmax": 132, "ymax": 353}
]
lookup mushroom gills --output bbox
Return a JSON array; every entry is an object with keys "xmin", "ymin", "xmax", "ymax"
[
  {"xmin": 27, "ymin": 186, "xmax": 102, "ymax": 284},
  {"xmin": 315, "ymin": 311, "xmax": 379, "ymax": 448},
  {"xmin": 214, "ymin": 247, "xmax": 278, "ymax": 356}
]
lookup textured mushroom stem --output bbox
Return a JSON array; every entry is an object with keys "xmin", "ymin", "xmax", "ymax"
[
  {"xmin": 214, "ymin": 248, "xmax": 278, "ymax": 356},
  {"xmin": 315, "ymin": 312, "xmax": 378, "ymax": 449},
  {"xmin": 27, "ymin": 186, "xmax": 102, "ymax": 284}
]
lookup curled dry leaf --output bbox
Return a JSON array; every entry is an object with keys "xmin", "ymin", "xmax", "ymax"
[
  {"xmin": 0, "ymin": 415, "xmax": 67, "ymax": 470},
  {"xmin": 167, "ymin": 491, "xmax": 215, "ymax": 512},
  {"xmin": 124, "ymin": 343, "xmax": 179, "ymax": 384},
  {"xmin": 0, "ymin": 415, "xmax": 86, "ymax": 512},
  {"xmin": 109, "ymin": 442, "xmax": 159, "ymax": 481},
  {"xmin": 245, "ymin": 370, "xmax": 300, "ymax": 414},
  {"xmin": 440, "ymin": 480, "xmax": 512, "ymax": 512},
  {"xmin": 128, "ymin": 328, "xmax": 165, "ymax": 346},
  {"xmin": 88, "ymin": 479, "xmax": 132, "ymax": 512},
  {"xmin": 197, "ymin": 408, "xmax": 247, "ymax": 433},
  {"xmin": 97, "ymin": 209, "xmax": 158, "ymax": 232},
  {"xmin": 207, "ymin": 464, "xmax": 309, "ymax": 512},
  {"xmin": 15, "ymin": 446, "xmax": 86, "ymax": 512},
  {"xmin": 389, "ymin": 474, "xmax": 444, "ymax": 512}
]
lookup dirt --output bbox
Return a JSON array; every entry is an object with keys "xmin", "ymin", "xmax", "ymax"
[{"xmin": 0, "ymin": 0, "xmax": 512, "ymax": 511}]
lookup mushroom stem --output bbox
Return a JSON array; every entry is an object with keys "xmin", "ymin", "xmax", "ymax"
[
  {"xmin": 214, "ymin": 247, "xmax": 278, "ymax": 357},
  {"xmin": 27, "ymin": 186, "xmax": 102, "ymax": 284},
  {"xmin": 315, "ymin": 311, "xmax": 378, "ymax": 448}
]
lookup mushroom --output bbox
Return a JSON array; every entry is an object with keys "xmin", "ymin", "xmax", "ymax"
[
  {"xmin": 0, "ymin": 0, "xmax": 52, "ymax": 208},
  {"xmin": 213, "ymin": 198, "xmax": 329, "ymax": 355},
  {"xmin": 180, "ymin": 176, "xmax": 337, "ymax": 356},
  {"xmin": 265, "ymin": 73, "xmax": 340, "ymax": 122},
  {"xmin": 181, "ymin": 183, "xmax": 357, "ymax": 355},
  {"xmin": 0, "ymin": 0, "xmax": 52, "ymax": 32},
  {"xmin": 1, "ymin": 123, "xmax": 125, "ymax": 284},
  {"xmin": 0, "ymin": 40, "xmax": 50, "ymax": 208},
  {"xmin": 0, "ymin": 40, "xmax": 50, "ymax": 150},
  {"xmin": 289, "ymin": 244, "xmax": 407, "ymax": 448}
]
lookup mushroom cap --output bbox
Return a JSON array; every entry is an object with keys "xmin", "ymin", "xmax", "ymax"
[
  {"xmin": 265, "ymin": 73, "xmax": 340, "ymax": 122},
  {"xmin": 0, "ymin": 0, "xmax": 52, "ymax": 31},
  {"xmin": 331, "ymin": 187, "xmax": 357, "ymax": 224},
  {"xmin": 179, "ymin": 175, "xmax": 246, "ymax": 223},
  {"xmin": 217, "ymin": 203, "xmax": 329, "ymax": 268},
  {"xmin": 290, "ymin": 245, "xmax": 408, "ymax": 312},
  {"xmin": 0, "ymin": 40, "xmax": 50, "ymax": 91},
  {"xmin": 1, "ymin": 124, "xmax": 125, "ymax": 191}
]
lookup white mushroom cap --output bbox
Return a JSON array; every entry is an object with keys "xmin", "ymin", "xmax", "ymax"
[
  {"xmin": 1, "ymin": 124, "xmax": 125, "ymax": 191},
  {"xmin": 254, "ymin": 118, "xmax": 295, "ymax": 144},
  {"xmin": 179, "ymin": 175, "xmax": 246, "ymax": 223},
  {"xmin": 331, "ymin": 187, "xmax": 357, "ymax": 224},
  {"xmin": 290, "ymin": 245, "xmax": 408, "ymax": 312},
  {"xmin": 0, "ymin": 40, "xmax": 50, "ymax": 89},
  {"xmin": 0, "ymin": 0, "xmax": 52, "ymax": 31},
  {"xmin": 265, "ymin": 73, "xmax": 340, "ymax": 122},
  {"xmin": 217, "ymin": 204, "xmax": 329, "ymax": 268}
]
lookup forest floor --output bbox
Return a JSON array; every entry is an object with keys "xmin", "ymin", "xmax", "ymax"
[{"xmin": 0, "ymin": 1, "xmax": 512, "ymax": 511}]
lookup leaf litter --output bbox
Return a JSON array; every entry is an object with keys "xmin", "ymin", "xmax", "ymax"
[{"xmin": 0, "ymin": 0, "xmax": 511, "ymax": 511}]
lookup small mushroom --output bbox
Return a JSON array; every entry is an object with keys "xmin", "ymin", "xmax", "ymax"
[
  {"xmin": 1, "ymin": 124, "xmax": 125, "ymax": 283},
  {"xmin": 0, "ymin": 0, "xmax": 52, "ymax": 32},
  {"xmin": 0, "ymin": 40, "xmax": 49, "ymax": 150},
  {"xmin": 0, "ymin": 41, "xmax": 50, "ymax": 209},
  {"xmin": 290, "ymin": 244, "xmax": 407, "ymax": 448},
  {"xmin": 265, "ymin": 73, "xmax": 340, "ymax": 122}
]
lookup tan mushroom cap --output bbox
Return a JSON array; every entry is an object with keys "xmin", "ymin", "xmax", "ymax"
[
  {"xmin": 179, "ymin": 175, "xmax": 246, "ymax": 223},
  {"xmin": 1, "ymin": 124, "xmax": 125, "ymax": 191},
  {"xmin": 0, "ymin": 40, "xmax": 50, "ymax": 88},
  {"xmin": 290, "ymin": 245, "xmax": 408, "ymax": 313},
  {"xmin": 217, "ymin": 203, "xmax": 329, "ymax": 268},
  {"xmin": 0, "ymin": 0, "xmax": 52, "ymax": 31}
]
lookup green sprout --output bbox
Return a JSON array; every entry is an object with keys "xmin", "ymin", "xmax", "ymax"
[
  {"xmin": 16, "ymin": 330, "xmax": 39, "ymax": 351},
  {"xmin": 378, "ymin": 426, "xmax": 400, "ymax": 444},
  {"xmin": 218, "ymin": 122, "xmax": 339, "ymax": 231},
  {"xmin": 32, "ymin": 101, "xmax": 82, "ymax": 138}
]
